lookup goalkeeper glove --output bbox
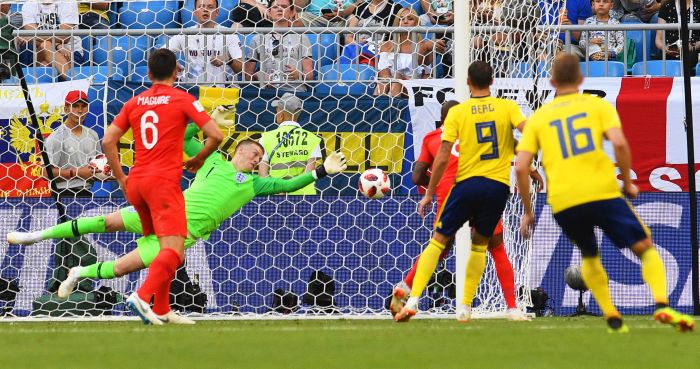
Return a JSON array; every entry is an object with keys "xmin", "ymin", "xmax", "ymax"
[
  {"xmin": 210, "ymin": 105, "xmax": 235, "ymax": 127},
  {"xmin": 313, "ymin": 151, "xmax": 347, "ymax": 179}
]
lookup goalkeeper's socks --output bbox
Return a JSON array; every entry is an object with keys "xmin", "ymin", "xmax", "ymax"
[
  {"xmin": 489, "ymin": 243, "xmax": 517, "ymax": 309},
  {"xmin": 41, "ymin": 216, "xmax": 107, "ymax": 240},
  {"xmin": 640, "ymin": 247, "xmax": 670, "ymax": 305},
  {"xmin": 137, "ymin": 248, "xmax": 181, "ymax": 315},
  {"xmin": 79, "ymin": 261, "xmax": 117, "ymax": 279},
  {"xmin": 403, "ymin": 258, "xmax": 419, "ymax": 288},
  {"xmin": 581, "ymin": 256, "xmax": 620, "ymax": 318},
  {"xmin": 462, "ymin": 242, "xmax": 488, "ymax": 306},
  {"xmin": 409, "ymin": 238, "xmax": 445, "ymax": 298}
]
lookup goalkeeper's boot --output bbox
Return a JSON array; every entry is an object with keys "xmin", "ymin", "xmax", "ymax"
[
  {"xmin": 389, "ymin": 281, "xmax": 411, "ymax": 318},
  {"xmin": 157, "ymin": 310, "xmax": 196, "ymax": 325},
  {"xmin": 456, "ymin": 305, "xmax": 472, "ymax": 323},
  {"xmin": 394, "ymin": 296, "xmax": 418, "ymax": 323},
  {"xmin": 57, "ymin": 266, "xmax": 83, "ymax": 299},
  {"xmin": 506, "ymin": 308, "xmax": 531, "ymax": 322},
  {"xmin": 6, "ymin": 231, "xmax": 41, "ymax": 245},
  {"xmin": 606, "ymin": 316, "xmax": 629, "ymax": 334},
  {"xmin": 654, "ymin": 306, "xmax": 695, "ymax": 332},
  {"xmin": 126, "ymin": 293, "xmax": 164, "ymax": 325}
]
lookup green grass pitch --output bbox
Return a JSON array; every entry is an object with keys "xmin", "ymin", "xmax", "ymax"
[{"xmin": 1, "ymin": 316, "xmax": 698, "ymax": 369}]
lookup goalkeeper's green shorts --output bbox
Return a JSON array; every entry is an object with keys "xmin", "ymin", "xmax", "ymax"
[{"xmin": 120, "ymin": 207, "xmax": 198, "ymax": 267}]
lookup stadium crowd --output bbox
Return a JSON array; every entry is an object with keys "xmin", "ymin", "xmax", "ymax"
[{"xmin": 0, "ymin": 0, "xmax": 697, "ymax": 94}]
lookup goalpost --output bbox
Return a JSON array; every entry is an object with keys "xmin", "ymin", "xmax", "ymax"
[{"xmin": 1, "ymin": 0, "xmax": 562, "ymax": 320}]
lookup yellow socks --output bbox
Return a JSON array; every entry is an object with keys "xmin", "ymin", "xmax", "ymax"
[
  {"xmin": 640, "ymin": 248, "xmax": 669, "ymax": 305},
  {"xmin": 581, "ymin": 256, "xmax": 620, "ymax": 319},
  {"xmin": 462, "ymin": 242, "xmax": 488, "ymax": 306},
  {"xmin": 409, "ymin": 238, "xmax": 446, "ymax": 298}
]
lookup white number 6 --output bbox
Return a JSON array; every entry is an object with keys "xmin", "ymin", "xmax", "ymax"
[{"xmin": 140, "ymin": 110, "xmax": 159, "ymax": 150}]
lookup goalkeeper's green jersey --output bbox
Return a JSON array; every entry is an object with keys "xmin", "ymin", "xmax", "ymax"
[
  {"xmin": 183, "ymin": 152, "xmax": 315, "ymax": 240},
  {"xmin": 122, "ymin": 125, "xmax": 316, "ymax": 240},
  {"xmin": 180, "ymin": 123, "xmax": 315, "ymax": 240}
]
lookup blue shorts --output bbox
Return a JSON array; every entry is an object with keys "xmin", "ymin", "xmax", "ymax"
[
  {"xmin": 435, "ymin": 177, "xmax": 510, "ymax": 238},
  {"xmin": 553, "ymin": 198, "xmax": 650, "ymax": 257}
]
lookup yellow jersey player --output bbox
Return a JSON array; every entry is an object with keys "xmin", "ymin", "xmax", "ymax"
[
  {"xmin": 515, "ymin": 53, "xmax": 695, "ymax": 333},
  {"xmin": 395, "ymin": 61, "xmax": 526, "ymax": 323}
]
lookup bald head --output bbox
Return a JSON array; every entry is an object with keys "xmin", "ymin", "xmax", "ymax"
[{"xmin": 551, "ymin": 53, "xmax": 582, "ymax": 88}]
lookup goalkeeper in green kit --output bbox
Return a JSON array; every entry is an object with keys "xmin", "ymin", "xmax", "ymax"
[{"xmin": 7, "ymin": 123, "xmax": 347, "ymax": 316}]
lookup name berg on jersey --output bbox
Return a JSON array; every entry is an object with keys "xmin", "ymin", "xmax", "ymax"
[
  {"xmin": 472, "ymin": 104, "xmax": 495, "ymax": 114},
  {"xmin": 137, "ymin": 96, "xmax": 172, "ymax": 106}
]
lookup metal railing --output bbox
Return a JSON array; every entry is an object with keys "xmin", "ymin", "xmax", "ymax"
[{"xmin": 560, "ymin": 23, "xmax": 700, "ymax": 77}]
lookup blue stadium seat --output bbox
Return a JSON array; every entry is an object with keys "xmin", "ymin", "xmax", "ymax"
[
  {"xmin": 394, "ymin": 0, "xmax": 423, "ymax": 14},
  {"xmin": 22, "ymin": 67, "xmax": 56, "ymax": 84},
  {"xmin": 129, "ymin": 66, "xmax": 151, "ymax": 83},
  {"xmin": 118, "ymin": 1, "xmax": 180, "ymax": 29},
  {"xmin": 579, "ymin": 61, "xmax": 626, "ymax": 77},
  {"xmin": 621, "ymin": 17, "xmax": 655, "ymax": 64},
  {"xmin": 307, "ymin": 33, "xmax": 339, "ymax": 68},
  {"xmin": 94, "ymin": 36, "xmax": 150, "ymax": 74},
  {"xmin": 696, "ymin": 63, "xmax": 700, "ymax": 76},
  {"xmin": 631, "ymin": 60, "xmax": 683, "ymax": 76},
  {"xmin": 511, "ymin": 61, "xmax": 548, "ymax": 78},
  {"xmin": 1, "ymin": 77, "xmax": 20, "ymax": 85},
  {"xmin": 181, "ymin": 0, "xmax": 238, "ymax": 28},
  {"xmin": 316, "ymin": 64, "xmax": 376, "ymax": 95},
  {"xmin": 68, "ymin": 66, "xmax": 125, "ymax": 83}
]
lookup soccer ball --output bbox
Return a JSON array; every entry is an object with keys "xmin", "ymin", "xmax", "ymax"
[
  {"xmin": 88, "ymin": 154, "xmax": 112, "ymax": 181},
  {"xmin": 564, "ymin": 265, "xmax": 587, "ymax": 291},
  {"xmin": 358, "ymin": 168, "xmax": 390, "ymax": 199}
]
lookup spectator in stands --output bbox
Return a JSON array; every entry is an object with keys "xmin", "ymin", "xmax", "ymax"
[
  {"xmin": 614, "ymin": 0, "xmax": 666, "ymax": 23},
  {"xmin": 232, "ymin": 0, "xmax": 304, "ymax": 28},
  {"xmin": 580, "ymin": 0, "xmax": 625, "ymax": 60},
  {"xmin": 231, "ymin": 0, "xmax": 273, "ymax": 28},
  {"xmin": 419, "ymin": 0, "xmax": 453, "ymax": 27},
  {"xmin": 259, "ymin": 93, "xmax": 323, "ymax": 195},
  {"xmin": 539, "ymin": 0, "xmax": 592, "ymax": 59},
  {"xmin": 168, "ymin": 0, "xmax": 243, "ymax": 87},
  {"xmin": 375, "ymin": 8, "xmax": 432, "ymax": 96},
  {"xmin": 45, "ymin": 90, "xmax": 101, "ymax": 198},
  {"xmin": 297, "ymin": 0, "xmax": 362, "ymax": 27},
  {"xmin": 345, "ymin": 0, "xmax": 402, "ymax": 45},
  {"xmin": 78, "ymin": 2, "xmax": 109, "ymax": 29},
  {"xmin": 343, "ymin": 0, "xmax": 402, "ymax": 65},
  {"xmin": 244, "ymin": 0, "xmax": 313, "ymax": 92},
  {"xmin": 44, "ymin": 89, "xmax": 101, "ymax": 294},
  {"xmin": 655, "ymin": 0, "xmax": 700, "ymax": 64},
  {"xmin": 17, "ymin": 0, "xmax": 85, "ymax": 81}
]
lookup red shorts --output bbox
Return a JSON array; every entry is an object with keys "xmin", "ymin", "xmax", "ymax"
[{"xmin": 126, "ymin": 178, "xmax": 187, "ymax": 237}]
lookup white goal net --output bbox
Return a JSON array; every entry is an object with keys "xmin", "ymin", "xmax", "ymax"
[{"xmin": 0, "ymin": 0, "xmax": 560, "ymax": 319}]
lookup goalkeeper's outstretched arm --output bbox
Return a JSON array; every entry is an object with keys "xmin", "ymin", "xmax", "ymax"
[
  {"xmin": 184, "ymin": 123, "xmax": 206, "ymax": 158},
  {"xmin": 255, "ymin": 152, "xmax": 347, "ymax": 196}
]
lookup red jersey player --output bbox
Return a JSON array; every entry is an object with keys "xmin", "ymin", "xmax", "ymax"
[
  {"xmin": 390, "ymin": 100, "xmax": 538, "ymax": 321},
  {"xmin": 102, "ymin": 48, "xmax": 224, "ymax": 325}
]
